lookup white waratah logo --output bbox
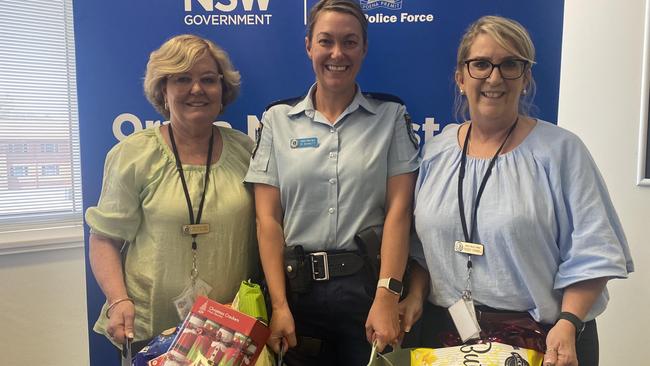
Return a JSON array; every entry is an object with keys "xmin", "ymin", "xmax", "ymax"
[
  {"xmin": 183, "ymin": 0, "xmax": 272, "ymax": 25},
  {"xmin": 360, "ymin": 0, "xmax": 403, "ymax": 11}
]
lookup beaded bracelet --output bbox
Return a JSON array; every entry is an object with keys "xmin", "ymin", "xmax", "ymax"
[{"xmin": 106, "ymin": 297, "xmax": 134, "ymax": 319}]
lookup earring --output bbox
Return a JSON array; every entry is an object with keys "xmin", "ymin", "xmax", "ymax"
[
  {"xmin": 522, "ymin": 89, "xmax": 528, "ymax": 95},
  {"xmin": 460, "ymin": 89, "xmax": 465, "ymax": 95},
  {"xmin": 164, "ymin": 100, "xmax": 168, "ymax": 110}
]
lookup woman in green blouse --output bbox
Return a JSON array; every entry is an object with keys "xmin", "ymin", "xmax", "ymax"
[{"xmin": 85, "ymin": 34, "xmax": 257, "ymax": 351}]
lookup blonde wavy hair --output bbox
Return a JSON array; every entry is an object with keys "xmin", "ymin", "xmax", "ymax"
[
  {"xmin": 454, "ymin": 16, "xmax": 537, "ymax": 121},
  {"xmin": 143, "ymin": 34, "xmax": 241, "ymax": 119}
]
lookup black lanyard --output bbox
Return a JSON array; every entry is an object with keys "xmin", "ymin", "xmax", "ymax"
[
  {"xmin": 168, "ymin": 124, "xmax": 214, "ymax": 250},
  {"xmin": 457, "ymin": 118, "xmax": 518, "ymax": 245}
]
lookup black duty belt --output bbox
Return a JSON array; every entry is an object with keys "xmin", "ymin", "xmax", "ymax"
[{"xmin": 308, "ymin": 251, "xmax": 365, "ymax": 281}]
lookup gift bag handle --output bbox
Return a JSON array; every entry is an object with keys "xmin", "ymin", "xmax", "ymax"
[
  {"xmin": 275, "ymin": 340, "xmax": 286, "ymax": 366},
  {"xmin": 367, "ymin": 341, "xmax": 401, "ymax": 366}
]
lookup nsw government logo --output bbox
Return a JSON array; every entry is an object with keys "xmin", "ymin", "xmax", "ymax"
[
  {"xmin": 184, "ymin": 0, "xmax": 272, "ymax": 26},
  {"xmin": 360, "ymin": 0, "xmax": 403, "ymax": 11}
]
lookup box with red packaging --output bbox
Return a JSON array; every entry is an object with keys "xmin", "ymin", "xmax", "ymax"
[
  {"xmin": 156, "ymin": 296, "xmax": 270, "ymax": 366},
  {"xmin": 147, "ymin": 354, "xmax": 167, "ymax": 366}
]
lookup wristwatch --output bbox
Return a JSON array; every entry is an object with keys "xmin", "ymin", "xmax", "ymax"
[
  {"xmin": 377, "ymin": 278, "xmax": 403, "ymax": 296},
  {"xmin": 556, "ymin": 311, "xmax": 585, "ymax": 340}
]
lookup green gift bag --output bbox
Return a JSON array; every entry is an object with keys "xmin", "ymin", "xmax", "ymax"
[
  {"xmin": 367, "ymin": 344, "xmax": 410, "ymax": 366},
  {"xmin": 232, "ymin": 280, "xmax": 275, "ymax": 366},
  {"xmin": 232, "ymin": 279, "xmax": 269, "ymax": 324}
]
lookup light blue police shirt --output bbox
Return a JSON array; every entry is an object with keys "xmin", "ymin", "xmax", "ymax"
[
  {"xmin": 245, "ymin": 83, "xmax": 420, "ymax": 251},
  {"xmin": 410, "ymin": 121, "xmax": 634, "ymax": 324}
]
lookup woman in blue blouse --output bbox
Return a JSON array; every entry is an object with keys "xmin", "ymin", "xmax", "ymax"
[{"xmin": 400, "ymin": 16, "xmax": 633, "ymax": 366}]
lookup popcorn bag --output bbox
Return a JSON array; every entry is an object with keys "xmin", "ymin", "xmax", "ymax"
[
  {"xmin": 159, "ymin": 296, "xmax": 271, "ymax": 366},
  {"xmin": 368, "ymin": 342, "xmax": 544, "ymax": 366}
]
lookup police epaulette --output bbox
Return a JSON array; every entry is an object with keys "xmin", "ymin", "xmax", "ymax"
[
  {"xmin": 363, "ymin": 92, "xmax": 404, "ymax": 105},
  {"xmin": 264, "ymin": 96, "xmax": 304, "ymax": 111}
]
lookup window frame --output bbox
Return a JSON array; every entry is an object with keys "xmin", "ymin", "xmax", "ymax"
[{"xmin": 0, "ymin": 0, "xmax": 83, "ymax": 255}]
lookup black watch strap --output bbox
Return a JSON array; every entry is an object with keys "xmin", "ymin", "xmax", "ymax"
[{"xmin": 557, "ymin": 311, "xmax": 585, "ymax": 339}]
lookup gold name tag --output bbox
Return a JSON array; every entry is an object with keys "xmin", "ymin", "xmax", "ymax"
[
  {"xmin": 454, "ymin": 241, "xmax": 484, "ymax": 256},
  {"xmin": 182, "ymin": 224, "xmax": 210, "ymax": 235}
]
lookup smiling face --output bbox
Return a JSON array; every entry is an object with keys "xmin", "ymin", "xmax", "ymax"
[
  {"xmin": 163, "ymin": 53, "xmax": 223, "ymax": 127},
  {"xmin": 306, "ymin": 10, "xmax": 367, "ymax": 96},
  {"xmin": 456, "ymin": 33, "xmax": 530, "ymax": 123}
]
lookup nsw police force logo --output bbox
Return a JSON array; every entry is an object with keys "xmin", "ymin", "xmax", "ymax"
[{"xmin": 360, "ymin": 0, "xmax": 403, "ymax": 11}]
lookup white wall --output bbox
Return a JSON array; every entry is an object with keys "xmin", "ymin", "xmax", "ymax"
[
  {"xmin": 0, "ymin": 244, "xmax": 89, "ymax": 365},
  {"xmin": 559, "ymin": 0, "xmax": 650, "ymax": 364}
]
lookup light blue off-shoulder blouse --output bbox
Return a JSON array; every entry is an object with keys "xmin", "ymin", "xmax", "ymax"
[{"xmin": 411, "ymin": 120, "xmax": 634, "ymax": 324}]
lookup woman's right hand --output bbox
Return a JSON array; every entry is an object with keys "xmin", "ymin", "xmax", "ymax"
[
  {"xmin": 267, "ymin": 304, "xmax": 297, "ymax": 354},
  {"xmin": 89, "ymin": 233, "xmax": 134, "ymax": 344},
  {"xmin": 106, "ymin": 300, "xmax": 135, "ymax": 344}
]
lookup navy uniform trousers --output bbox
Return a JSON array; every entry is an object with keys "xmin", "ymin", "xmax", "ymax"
[{"xmin": 283, "ymin": 271, "xmax": 374, "ymax": 366}]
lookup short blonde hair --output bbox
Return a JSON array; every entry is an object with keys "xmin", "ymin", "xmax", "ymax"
[
  {"xmin": 144, "ymin": 34, "xmax": 241, "ymax": 119},
  {"xmin": 454, "ymin": 16, "xmax": 537, "ymax": 120}
]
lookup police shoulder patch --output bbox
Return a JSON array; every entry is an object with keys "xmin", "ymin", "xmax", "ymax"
[
  {"xmin": 264, "ymin": 95, "xmax": 304, "ymax": 111},
  {"xmin": 251, "ymin": 122, "xmax": 264, "ymax": 159},
  {"xmin": 363, "ymin": 92, "xmax": 404, "ymax": 105},
  {"xmin": 404, "ymin": 112, "xmax": 419, "ymax": 150}
]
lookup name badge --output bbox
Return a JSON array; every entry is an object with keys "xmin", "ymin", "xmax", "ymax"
[
  {"xmin": 454, "ymin": 241, "xmax": 484, "ymax": 256},
  {"xmin": 290, "ymin": 137, "xmax": 319, "ymax": 149},
  {"xmin": 182, "ymin": 223, "xmax": 210, "ymax": 235}
]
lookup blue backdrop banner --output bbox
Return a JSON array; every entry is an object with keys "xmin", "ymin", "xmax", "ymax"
[{"xmin": 74, "ymin": 1, "xmax": 564, "ymax": 364}]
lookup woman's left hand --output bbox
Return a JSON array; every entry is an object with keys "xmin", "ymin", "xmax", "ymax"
[
  {"xmin": 365, "ymin": 291, "xmax": 401, "ymax": 352},
  {"xmin": 397, "ymin": 292, "xmax": 424, "ymax": 343},
  {"xmin": 543, "ymin": 320, "xmax": 578, "ymax": 366}
]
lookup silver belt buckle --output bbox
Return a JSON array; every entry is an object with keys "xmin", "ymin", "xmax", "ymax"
[{"xmin": 310, "ymin": 251, "xmax": 329, "ymax": 281}]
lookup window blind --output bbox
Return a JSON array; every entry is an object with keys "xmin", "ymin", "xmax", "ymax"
[{"xmin": 0, "ymin": 0, "xmax": 82, "ymax": 251}]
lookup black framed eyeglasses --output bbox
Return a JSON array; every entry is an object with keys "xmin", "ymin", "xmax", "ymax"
[{"xmin": 464, "ymin": 58, "xmax": 529, "ymax": 80}]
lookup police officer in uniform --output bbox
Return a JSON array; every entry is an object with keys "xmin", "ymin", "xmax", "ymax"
[{"xmin": 244, "ymin": 1, "xmax": 420, "ymax": 365}]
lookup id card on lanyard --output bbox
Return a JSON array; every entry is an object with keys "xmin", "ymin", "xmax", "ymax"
[
  {"xmin": 450, "ymin": 119, "xmax": 518, "ymax": 342},
  {"xmin": 168, "ymin": 124, "xmax": 215, "ymax": 320}
]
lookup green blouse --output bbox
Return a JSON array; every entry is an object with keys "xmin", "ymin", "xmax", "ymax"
[{"xmin": 86, "ymin": 125, "xmax": 258, "ymax": 343}]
